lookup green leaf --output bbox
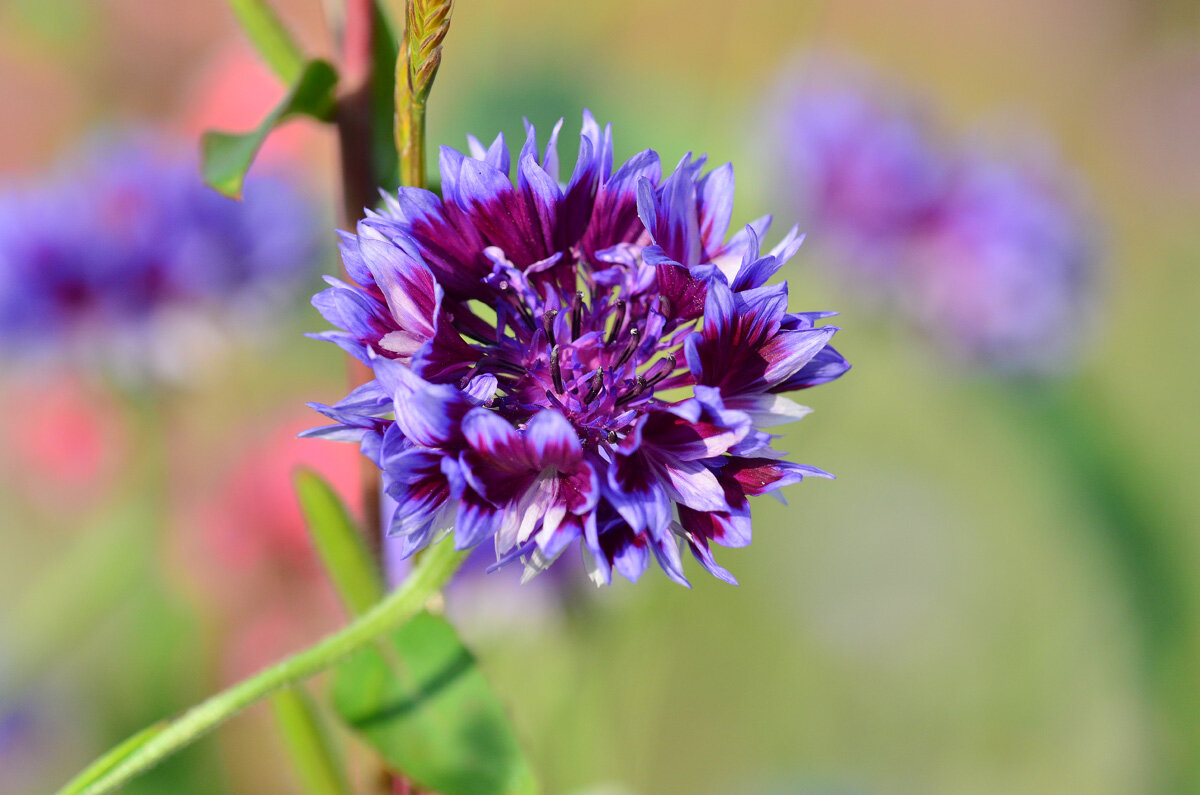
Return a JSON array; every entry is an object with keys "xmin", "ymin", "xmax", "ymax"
[
  {"xmin": 57, "ymin": 722, "xmax": 167, "ymax": 795},
  {"xmin": 226, "ymin": 0, "xmax": 305, "ymax": 83},
  {"xmin": 370, "ymin": 0, "xmax": 401, "ymax": 192},
  {"xmin": 332, "ymin": 611, "xmax": 539, "ymax": 795},
  {"xmin": 201, "ymin": 59, "xmax": 338, "ymax": 199},
  {"xmin": 271, "ymin": 687, "xmax": 351, "ymax": 795},
  {"xmin": 294, "ymin": 468, "xmax": 385, "ymax": 617}
]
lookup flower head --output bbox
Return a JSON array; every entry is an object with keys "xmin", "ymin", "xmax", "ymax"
[
  {"xmin": 307, "ymin": 113, "xmax": 848, "ymax": 586},
  {"xmin": 0, "ymin": 132, "xmax": 321, "ymax": 381}
]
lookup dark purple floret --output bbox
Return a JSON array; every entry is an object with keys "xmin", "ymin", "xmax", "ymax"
[{"xmin": 306, "ymin": 112, "xmax": 848, "ymax": 586}]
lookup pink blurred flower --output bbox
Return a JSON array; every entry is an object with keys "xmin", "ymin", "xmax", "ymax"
[
  {"xmin": 221, "ymin": 591, "xmax": 343, "ymax": 682},
  {"xmin": 0, "ymin": 375, "xmax": 127, "ymax": 511},
  {"xmin": 191, "ymin": 412, "xmax": 361, "ymax": 576},
  {"xmin": 174, "ymin": 411, "xmax": 362, "ymax": 679}
]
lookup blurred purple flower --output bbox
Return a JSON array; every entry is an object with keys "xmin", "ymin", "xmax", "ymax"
[
  {"xmin": 766, "ymin": 53, "xmax": 1097, "ymax": 373},
  {"xmin": 766, "ymin": 55, "xmax": 946, "ymax": 281},
  {"xmin": 0, "ymin": 132, "xmax": 322, "ymax": 380},
  {"xmin": 307, "ymin": 112, "xmax": 848, "ymax": 587},
  {"xmin": 908, "ymin": 149, "xmax": 1095, "ymax": 372}
]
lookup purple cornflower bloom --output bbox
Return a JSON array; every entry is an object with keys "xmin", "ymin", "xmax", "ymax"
[
  {"xmin": 0, "ymin": 132, "xmax": 320, "ymax": 379},
  {"xmin": 307, "ymin": 112, "xmax": 849, "ymax": 586}
]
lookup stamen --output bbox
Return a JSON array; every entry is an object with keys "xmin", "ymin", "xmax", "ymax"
[
  {"xmin": 657, "ymin": 294, "xmax": 673, "ymax": 318},
  {"xmin": 614, "ymin": 326, "xmax": 640, "ymax": 368},
  {"xmin": 571, "ymin": 291, "xmax": 584, "ymax": 340},
  {"xmin": 515, "ymin": 299, "xmax": 535, "ymax": 329},
  {"xmin": 541, "ymin": 309, "xmax": 558, "ymax": 346},
  {"xmin": 644, "ymin": 353, "xmax": 677, "ymax": 386},
  {"xmin": 549, "ymin": 345, "xmax": 565, "ymax": 393},
  {"xmin": 583, "ymin": 368, "xmax": 604, "ymax": 403},
  {"xmin": 606, "ymin": 429, "xmax": 619, "ymax": 445},
  {"xmin": 494, "ymin": 279, "xmax": 536, "ymax": 328},
  {"xmin": 607, "ymin": 299, "xmax": 626, "ymax": 344},
  {"xmin": 615, "ymin": 375, "xmax": 648, "ymax": 406}
]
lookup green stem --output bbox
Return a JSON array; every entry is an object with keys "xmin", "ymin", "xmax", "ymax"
[
  {"xmin": 395, "ymin": 83, "xmax": 427, "ymax": 188},
  {"xmin": 55, "ymin": 541, "xmax": 469, "ymax": 795},
  {"xmin": 395, "ymin": 0, "xmax": 452, "ymax": 189}
]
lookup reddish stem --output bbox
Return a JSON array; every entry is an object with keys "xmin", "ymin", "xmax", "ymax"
[
  {"xmin": 335, "ymin": 7, "xmax": 423, "ymax": 794},
  {"xmin": 335, "ymin": 0, "xmax": 383, "ymax": 564}
]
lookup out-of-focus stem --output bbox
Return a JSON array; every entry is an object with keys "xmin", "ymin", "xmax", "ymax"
[
  {"xmin": 996, "ymin": 378, "xmax": 1198, "ymax": 793},
  {"xmin": 334, "ymin": 0, "xmax": 384, "ymax": 563}
]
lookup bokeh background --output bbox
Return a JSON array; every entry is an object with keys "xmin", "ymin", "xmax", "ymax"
[{"xmin": 2, "ymin": 0, "xmax": 1199, "ymax": 793}]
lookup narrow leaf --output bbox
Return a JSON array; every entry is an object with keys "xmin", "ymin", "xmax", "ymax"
[
  {"xmin": 57, "ymin": 722, "xmax": 167, "ymax": 795},
  {"xmin": 294, "ymin": 468, "xmax": 385, "ymax": 617},
  {"xmin": 201, "ymin": 59, "xmax": 338, "ymax": 199},
  {"xmin": 271, "ymin": 687, "xmax": 352, "ymax": 795},
  {"xmin": 333, "ymin": 611, "xmax": 539, "ymax": 795},
  {"xmin": 227, "ymin": 0, "xmax": 305, "ymax": 83}
]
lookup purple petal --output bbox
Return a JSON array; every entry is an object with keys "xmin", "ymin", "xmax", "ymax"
[
  {"xmin": 697, "ymin": 162, "xmax": 735, "ymax": 254},
  {"xmin": 454, "ymin": 491, "xmax": 502, "ymax": 549},
  {"xmin": 525, "ymin": 409, "xmax": 582, "ymax": 469},
  {"xmin": 770, "ymin": 344, "xmax": 851, "ymax": 391},
  {"xmin": 650, "ymin": 533, "xmax": 692, "ymax": 588},
  {"xmin": 681, "ymin": 528, "xmax": 738, "ymax": 585}
]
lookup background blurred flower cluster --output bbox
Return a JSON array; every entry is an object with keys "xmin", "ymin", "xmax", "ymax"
[
  {"xmin": 766, "ymin": 51, "xmax": 1098, "ymax": 373},
  {"xmin": 1, "ymin": 0, "xmax": 1198, "ymax": 793},
  {"xmin": 0, "ymin": 132, "xmax": 318, "ymax": 382}
]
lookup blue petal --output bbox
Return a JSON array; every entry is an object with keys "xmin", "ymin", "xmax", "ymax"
[
  {"xmin": 771, "ymin": 344, "xmax": 851, "ymax": 391},
  {"xmin": 356, "ymin": 237, "xmax": 438, "ymax": 341},
  {"xmin": 660, "ymin": 458, "xmax": 728, "ymax": 513},
  {"xmin": 761, "ymin": 326, "xmax": 839, "ymax": 386},
  {"xmin": 379, "ymin": 361, "xmax": 474, "ymax": 447},
  {"xmin": 683, "ymin": 530, "xmax": 738, "ymax": 585},
  {"xmin": 438, "ymin": 146, "xmax": 466, "ymax": 205},
  {"xmin": 650, "ymin": 534, "xmax": 691, "ymax": 588},
  {"xmin": 606, "ymin": 459, "xmax": 673, "ymax": 536},
  {"xmin": 454, "ymin": 491, "xmax": 502, "ymax": 549},
  {"xmin": 612, "ymin": 534, "xmax": 650, "ymax": 582},
  {"xmin": 517, "ymin": 152, "xmax": 562, "ymax": 254},
  {"xmin": 697, "ymin": 162, "xmax": 735, "ymax": 252}
]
